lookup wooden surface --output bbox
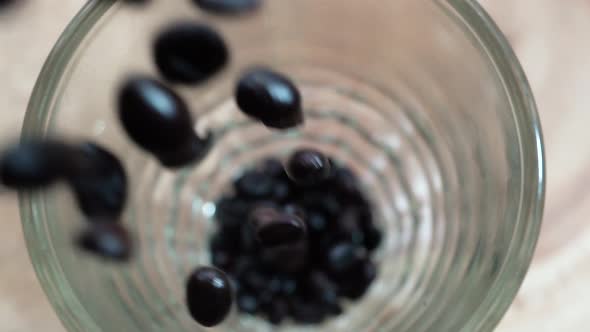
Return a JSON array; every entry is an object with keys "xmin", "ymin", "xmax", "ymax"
[{"xmin": 0, "ymin": 1, "xmax": 588, "ymax": 331}]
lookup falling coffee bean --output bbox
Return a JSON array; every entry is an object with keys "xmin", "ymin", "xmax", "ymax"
[
  {"xmin": 249, "ymin": 206, "xmax": 306, "ymax": 247},
  {"xmin": 236, "ymin": 67, "xmax": 303, "ymax": 129},
  {"xmin": 186, "ymin": 266, "xmax": 233, "ymax": 327},
  {"xmin": 286, "ymin": 148, "xmax": 332, "ymax": 185},
  {"xmin": 0, "ymin": 140, "xmax": 73, "ymax": 189},
  {"xmin": 117, "ymin": 75, "xmax": 212, "ymax": 167},
  {"xmin": 193, "ymin": 0, "xmax": 261, "ymax": 15},
  {"xmin": 76, "ymin": 223, "xmax": 132, "ymax": 262},
  {"xmin": 67, "ymin": 142, "xmax": 128, "ymax": 219},
  {"xmin": 154, "ymin": 22, "xmax": 229, "ymax": 85}
]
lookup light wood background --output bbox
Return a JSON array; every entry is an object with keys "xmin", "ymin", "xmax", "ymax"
[{"xmin": 0, "ymin": 1, "xmax": 588, "ymax": 331}]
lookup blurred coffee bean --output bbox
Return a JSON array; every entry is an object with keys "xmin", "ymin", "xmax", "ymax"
[
  {"xmin": 237, "ymin": 293, "xmax": 259, "ymax": 314},
  {"xmin": 325, "ymin": 242, "xmax": 368, "ymax": 276},
  {"xmin": 186, "ymin": 266, "xmax": 233, "ymax": 327},
  {"xmin": 234, "ymin": 170, "xmax": 275, "ymax": 199},
  {"xmin": 76, "ymin": 223, "xmax": 132, "ymax": 261},
  {"xmin": 236, "ymin": 67, "xmax": 303, "ymax": 129},
  {"xmin": 285, "ymin": 148, "xmax": 332, "ymax": 185},
  {"xmin": 0, "ymin": 140, "xmax": 72, "ymax": 189},
  {"xmin": 117, "ymin": 76, "xmax": 211, "ymax": 167},
  {"xmin": 249, "ymin": 206, "xmax": 306, "ymax": 247},
  {"xmin": 154, "ymin": 22, "xmax": 228, "ymax": 84},
  {"xmin": 339, "ymin": 260, "xmax": 377, "ymax": 300},
  {"xmin": 68, "ymin": 143, "xmax": 127, "ymax": 219}
]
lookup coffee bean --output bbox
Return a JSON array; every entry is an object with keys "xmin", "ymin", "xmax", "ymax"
[
  {"xmin": 261, "ymin": 241, "xmax": 308, "ymax": 273},
  {"xmin": 249, "ymin": 206, "xmax": 306, "ymax": 247},
  {"xmin": 76, "ymin": 223, "xmax": 132, "ymax": 261},
  {"xmin": 243, "ymin": 270, "xmax": 267, "ymax": 291},
  {"xmin": 339, "ymin": 260, "xmax": 377, "ymax": 300},
  {"xmin": 290, "ymin": 299, "xmax": 326, "ymax": 324},
  {"xmin": 211, "ymin": 251, "xmax": 232, "ymax": 270},
  {"xmin": 154, "ymin": 22, "xmax": 228, "ymax": 85},
  {"xmin": 363, "ymin": 223, "xmax": 383, "ymax": 251},
  {"xmin": 237, "ymin": 293, "xmax": 259, "ymax": 314},
  {"xmin": 259, "ymin": 158, "xmax": 285, "ymax": 178},
  {"xmin": 234, "ymin": 170, "xmax": 275, "ymax": 198},
  {"xmin": 236, "ymin": 67, "xmax": 303, "ymax": 129},
  {"xmin": 186, "ymin": 266, "xmax": 233, "ymax": 327},
  {"xmin": 193, "ymin": 0, "xmax": 261, "ymax": 15},
  {"xmin": 307, "ymin": 271, "xmax": 339, "ymax": 307},
  {"xmin": 67, "ymin": 143, "xmax": 127, "ymax": 219},
  {"xmin": 325, "ymin": 242, "xmax": 368, "ymax": 276},
  {"xmin": 118, "ymin": 76, "xmax": 211, "ymax": 167},
  {"xmin": 0, "ymin": 140, "xmax": 72, "ymax": 189},
  {"xmin": 286, "ymin": 148, "xmax": 332, "ymax": 185},
  {"xmin": 306, "ymin": 210, "xmax": 328, "ymax": 235},
  {"xmin": 267, "ymin": 297, "xmax": 288, "ymax": 325},
  {"xmin": 336, "ymin": 208, "xmax": 365, "ymax": 246},
  {"xmin": 215, "ymin": 196, "xmax": 250, "ymax": 230}
]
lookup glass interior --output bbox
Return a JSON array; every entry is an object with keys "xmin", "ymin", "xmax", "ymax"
[{"xmin": 20, "ymin": 1, "xmax": 545, "ymax": 332}]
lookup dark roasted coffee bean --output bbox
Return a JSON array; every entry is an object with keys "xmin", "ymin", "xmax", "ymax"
[
  {"xmin": 280, "ymin": 277, "xmax": 298, "ymax": 296},
  {"xmin": 240, "ymin": 221, "xmax": 260, "ymax": 253},
  {"xmin": 306, "ymin": 210, "xmax": 328, "ymax": 235},
  {"xmin": 76, "ymin": 223, "xmax": 132, "ymax": 261},
  {"xmin": 237, "ymin": 293, "xmax": 259, "ymax": 314},
  {"xmin": 211, "ymin": 251, "xmax": 232, "ymax": 270},
  {"xmin": 154, "ymin": 23, "xmax": 228, "ymax": 85},
  {"xmin": 286, "ymin": 148, "xmax": 332, "ymax": 185},
  {"xmin": 0, "ymin": 140, "xmax": 72, "ymax": 189},
  {"xmin": 283, "ymin": 203, "xmax": 306, "ymax": 220},
  {"xmin": 68, "ymin": 143, "xmax": 127, "ymax": 219},
  {"xmin": 268, "ymin": 297, "xmax": 288, "ymax": 325},
  {"xmin": 193, "ymin": 0, "xmax": 261, "ymax": 15},
  {"xmin": 236, "ymin": 67, "xmax": 303, "ymax": 129},
  {"xmin": 249, "ymin": 206, "xmax": 306, "ymax": 247},
  {"xmin": 118, "ymin": 76, "xmax": 211, "ymax": 167},
  {"xmin": 234, "ymin": 170, "xmax": 275, "ymax": 198},
  {"xmin": 186, "ymin": 266, "xmax": 233, "ymax": 327},
  {"xmin": 259, "ymin": 158, "xmax": 284, "ymax": 178},
  {"xmin": 325, "ymin": 242, "xmax": 368, "ymax": 276},
  {"xmin": 363, "ymin": 223, "xmax": 383, "ymax": 251},
  {"xmin": 272, "ymin": 180, "xmax": 291, "ymax": 202},
  {"xmin": 308, "ymin": 271, "xmax": 339, "ymax": 305},
  {"xmin": 297, "ymin": 193, "xmax": 340, "ymax": 219},
  {"xmin": 290, "ymin": 299, "xmax": 326, "ymax": 325},
  {"xmin": 243, "ymin": 270, "xmax": 267, "ymax": 291},
  {"xmin": 261, "ymin": 241, "xmax": 307, "ymax": 273},
  {"xmin": 339, "ymin": 260, "xmax": 377, "ymax": 300},
  {"xmin": 331, "ymin": 166, "xmax": 360, "ymax": 197},
  {"xmin": 337, "ymin": 208, "xmax": 365, "ymax": 246},
  {"xmin": 215, "ymin": 197, "xmax": 250, "ymax": 230}
]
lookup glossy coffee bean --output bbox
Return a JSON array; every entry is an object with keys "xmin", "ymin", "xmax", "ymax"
[
  {"xmin": 68, "ymin": 143, "xmax": 127, "ymax": 219},
  {"xmin": 76, "ymin": 223, "xmax": 132, "ymax": 261},
  {"xmin": 154, "ymin": 22, "xmax": 228, "ymax": 85},
  {"xmin": 236, "ymin": 67, "xmax": 303, "ymax": 129},
  {"xmin": 193, "ymin": 0, "xmax": 261, "ymax": 15},
  {"xmin": 286, "ymin": 148, "xmax": 332, "ymax": 185},
  {"xmin": 0, "ymin": 140, "xmax": 72, "ymax": 189},
  {"xmin": 234, "ymin": 170, "xmax": 275, "ymax": 198},
  {"xmin": 118, "ymin": 76, "xmax": 211, "ymax": 167},
  {"xmin": 325, "ymin": 242, "xmax": 368, "ymax": 276},
  {"xmin": 249, "ymin": 206, "xmax": 306, "ymax": 247},
  {"xmin": 186, "ymin": 266, "xmax": 233, "ymax": 327}
]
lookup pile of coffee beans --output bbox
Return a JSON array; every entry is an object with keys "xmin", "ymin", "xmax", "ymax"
[
  {"xmin": 209, "ymin": 151, "xmax": 382, "ymax": 325},
  {"xmin": 1, "ymin": 0, "xmax": 384, "ymax": 328}
]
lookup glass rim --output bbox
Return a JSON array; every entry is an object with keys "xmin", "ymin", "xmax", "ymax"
[{"xmin": 20, "ymin": 1, "xmax": 545, "ymax": 331}]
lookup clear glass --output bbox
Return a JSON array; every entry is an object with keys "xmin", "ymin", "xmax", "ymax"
[{"xmin": 20, "ymin": 0, "xmax": 545, "ymax": 331}]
